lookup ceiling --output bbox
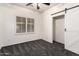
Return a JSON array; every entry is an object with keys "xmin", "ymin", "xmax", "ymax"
[{"xmin": 11, "ymin": 3, "xmax": 60, "ymax": 12}]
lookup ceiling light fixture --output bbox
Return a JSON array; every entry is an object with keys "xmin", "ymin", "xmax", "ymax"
[{"xmin": 26, "ymin": 3, "xmax": 50, "ymax": 10}]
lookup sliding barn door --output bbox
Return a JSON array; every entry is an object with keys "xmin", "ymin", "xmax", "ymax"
[{"xmin": 65, "ymin": 6, "xmax": 79, "ymax": 54}]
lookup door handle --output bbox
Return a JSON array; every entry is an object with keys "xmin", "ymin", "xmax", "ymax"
[{"xmin": 64, "ymin": 28, "xmax": 67, "ymax": 32}]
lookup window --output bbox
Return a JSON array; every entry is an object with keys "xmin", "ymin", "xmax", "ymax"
[
  {"xmin": 27, "ymin": 18, "xmax": 34, "ymax": 32},
  {"xmin": 16, "ymin": 16, "xmax": 26, "ymax": 33}
]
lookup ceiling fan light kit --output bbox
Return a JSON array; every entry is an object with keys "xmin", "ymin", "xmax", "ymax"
[{"xmin": 26, "ymin": 3, "xmax": 50, "ymax": 10}]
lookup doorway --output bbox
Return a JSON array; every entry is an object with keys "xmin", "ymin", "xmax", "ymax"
[{"xmin": 53, "ymin": 15, "xmax": 65, "ymax": 44}]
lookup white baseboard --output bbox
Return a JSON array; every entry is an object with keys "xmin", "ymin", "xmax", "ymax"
[
  {"xmin": 0, "ymin": 48, "xmax": 1, "ymax": 50},
  {"xmin": 0, "ymin": 46, "xmax": 2, "ymax": 50}
]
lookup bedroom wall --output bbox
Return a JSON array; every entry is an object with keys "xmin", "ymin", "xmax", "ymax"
[
  {"xmin": 0, "ymin": 4, "xmax": 43, "ymax": 48},
  {"xmin": 0, "ymin": 7, "xmax": 4, "ymax": 49},
  {"xmin": 42, "ymin": 4, "xmax": 66, "ymax": 43}
]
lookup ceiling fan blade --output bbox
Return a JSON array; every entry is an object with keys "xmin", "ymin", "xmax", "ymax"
[
  {"xmin": 26, "ymin": 3, "xmax": 32, "ymax": 6},
  {"xmin": 43, "ymin": 3, "xmax": 50, "ymax": 5},
  {"xmin": 37, "ymin": 3, "xmax": 40, "ymax": 10}
]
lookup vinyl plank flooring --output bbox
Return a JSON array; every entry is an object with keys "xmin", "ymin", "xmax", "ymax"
[
  {"xmin": 17, "ymin": 44, "xmax": 27, "ymax": 55},
  {"xmin": 1, "ymin": 39, "xmax": 79, "ymax": 56},
  {"xmin": 19, "ymin": 43, "xmax": 30, "ymax": 56},
  {"xmin": 12, "ymin": 45, "xmax": 22, "ymax": 56},
  {"xmin": 1, "ymin": 46, "xmax": 14, "ymax": 56}
]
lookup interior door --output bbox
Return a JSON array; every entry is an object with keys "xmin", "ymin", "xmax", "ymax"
[
  {"xmin": 53, "ymin": 15, "xmax": 64, "ymax": 44},
  {"xmin": 65, "ymin": 6, "xmax": 79, "ymax": 54}
]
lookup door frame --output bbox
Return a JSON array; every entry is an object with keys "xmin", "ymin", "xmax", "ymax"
[{"xmin": 52, "ymin": 14, "xmax": 65, "ymax": 45}]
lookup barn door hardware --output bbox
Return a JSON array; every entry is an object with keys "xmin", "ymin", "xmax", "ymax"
[{"xmin": 51, "ymin": 5, "xmax": 79, "ymax": 15}]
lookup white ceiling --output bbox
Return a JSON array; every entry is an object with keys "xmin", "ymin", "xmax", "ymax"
[{"xmin": 11, "ymin": 3, "xmax": 61, "ymax": 12}]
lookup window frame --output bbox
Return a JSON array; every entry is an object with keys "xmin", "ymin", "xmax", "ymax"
[
  {"xmin": 27, "ymin": 18, "xmax": 34, "ymax": 33},
  {"xmin": 16, "ymin": 16, "xmax": 35, "ymax": 34},
  {"xmin": 16, "ymin": 16, "xmax": 26, "ymax": 34}
]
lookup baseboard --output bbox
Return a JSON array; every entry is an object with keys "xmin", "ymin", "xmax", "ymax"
[
  {"xmin": 42, "ymin": 39, "xmax": 53, "ymax": 43},
  {"xmin": 65, "ymin": 47, "xmax": 79, "ymax": 55},
  {"xmin": 53, "ymin": 40, "xmax": 64, "ymax": 45},
  {"xmin": 0, "ymin": 47, "xmax": 2, "ymax": 50},
  {"xmin": 1, "ymin": 39, "xmax": 44, "ymax": 48}
]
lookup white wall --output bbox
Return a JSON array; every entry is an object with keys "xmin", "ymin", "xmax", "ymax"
[
  {"xmin": 0, "ymin": 4, "xmax": 43, "ymax": 48},
  {"xmin": 0, "ymin": 9, "xmax": 4, "ymax": 49},
  {"xmin": 42, "ymin": 4, "xmax": 66, "ymax": 43},
  {"xmin": 42, "ymin": 3, "xmax": 79, "ymax": 54}
]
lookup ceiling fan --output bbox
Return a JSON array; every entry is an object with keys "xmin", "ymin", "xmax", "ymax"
[{"xmin": 26, "ymin": 3, "xmax": 50, "ymax": 10}]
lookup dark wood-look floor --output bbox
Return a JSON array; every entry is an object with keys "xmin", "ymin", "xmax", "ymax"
[{"xmin": 0, "ymin": 39, "xmax": 79, "ymax": 56}]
